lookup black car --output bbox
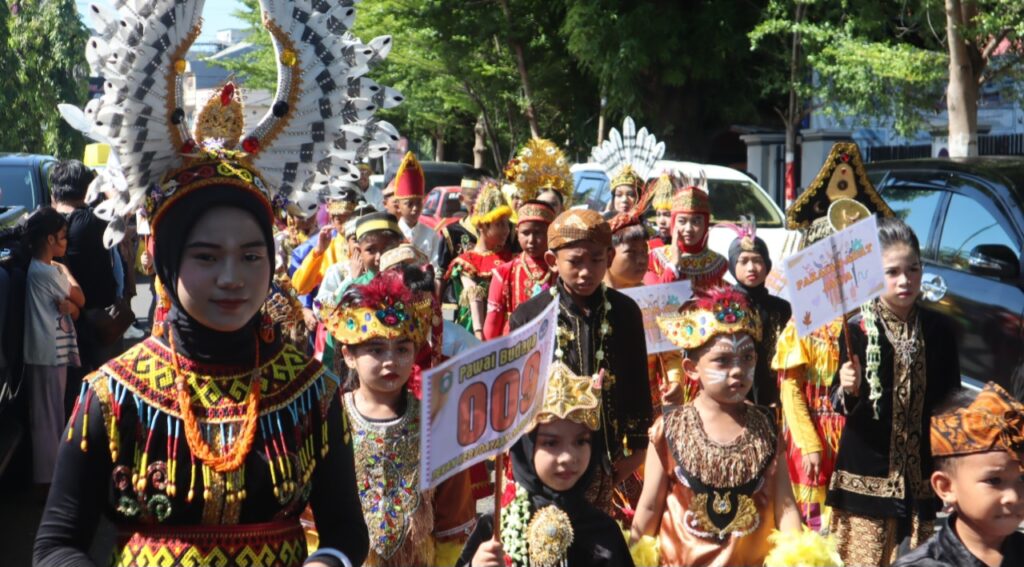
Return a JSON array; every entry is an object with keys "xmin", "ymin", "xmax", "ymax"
[
  {"xmin": 866, "ymin": 158, "xmax": 1024, "ymax": 396},
  {"xmin": 0, "ymin": 153, "xmax": 56, "ymax": 212}
]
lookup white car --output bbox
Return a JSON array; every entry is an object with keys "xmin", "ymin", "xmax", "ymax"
[{"xmin": 571, "ymin": 161, "xmax": 800, "ymax": 272}]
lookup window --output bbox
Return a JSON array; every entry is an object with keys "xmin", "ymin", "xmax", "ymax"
[
  {"xmin": 707, "ymin": 180, "xmax": 783, "ymax": 228},
  {"xmin": 879, "ymin": 184, "xmax": 946, "ymax": 250},
  {"xmin": 937, "ymin": 193, "xmax": 1020, "ymax": 271},
  {"xmin": 422, "ymin": 190, "xmax": 439, "ymax": 217},
  {"xmin": 0, "ymin": 165, "xmax": 39, "ymax": 210}
]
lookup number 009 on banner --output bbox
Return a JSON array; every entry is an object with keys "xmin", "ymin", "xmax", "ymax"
[{"xmin": 420, "ymin": 300, "xmax": 559, "ymax": 491}]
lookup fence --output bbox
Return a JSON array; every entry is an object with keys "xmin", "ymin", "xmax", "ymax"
[{"xmin": 864, "ymin": 133, "xmax": 1024, "ymax": 162}]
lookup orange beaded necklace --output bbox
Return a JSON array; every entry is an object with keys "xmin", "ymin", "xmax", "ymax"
[{"xmin": 169, "ymin": 330, "xmax": 262, "ymax": 473}]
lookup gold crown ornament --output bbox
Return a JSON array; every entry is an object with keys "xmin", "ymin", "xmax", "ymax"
[
  {"xmin": 324, "ymin": 272, "xmax": 433, "ymax": 348},
  {"xmin": 534, "ymin": 362, "xmax": 603, "ymax": 432},
  {"xmin": 610, "ymin": 164, "xmax": 644, "ymax": 192},
  {"xmin": 58, "ymin": 0, "xmax": 403, "ymax": 249},
  {"xmin": 471, "ymin": 180, "xmax": 513, "ymax": 227},
  {"xmin": 658, "ymin": 287, "xmax": 762, "ymax": 351},
  {"xmin": 505, "ymin": 139, "xmax": 574, "ymax": 205},
  {"xmin": 650, "ymin": 173, "xmax": 677, "ymax": 212},
  {"xmin": 671, "ymin": 185, "xmax": 711, "ymax": 215}
]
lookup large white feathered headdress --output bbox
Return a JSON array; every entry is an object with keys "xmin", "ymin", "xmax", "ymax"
[
  {"xmin": 59, "ymin": 0, "xmax": 403, "ymax": 248},
  {"xmin": 590, "ymin": 116, "xmax": 665, "ymax": 191}
]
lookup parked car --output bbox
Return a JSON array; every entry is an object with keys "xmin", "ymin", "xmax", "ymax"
[
  {"xmin": 866, "ymin": 157, "xmax": 1024, "ymax": 394},
  {"xmin": 0, "ymin": 153, "xmax": 56, "ymax": 213},
  {"xmin": 419, "ymin": 185, "xmax": 464, "ymax": 230},
  {"xmin": 421, "ymin": 161, "xmax": 476, "ymax": 193},
  {"xmin": 570, "ymin": 161, "xmax": 796, "ymax": 267}
]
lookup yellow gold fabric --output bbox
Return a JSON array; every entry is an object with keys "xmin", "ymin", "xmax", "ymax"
[
  {"xmin": 535, "ymin": 361, "xmax": 602, "ymax": 432},
  {"xmin": 291, "ymin": 234, "xmax": 348, "ymax": 296},
  {"xmin": 505, "ymin": 139, "xmax": 573, "ymax": 204}
]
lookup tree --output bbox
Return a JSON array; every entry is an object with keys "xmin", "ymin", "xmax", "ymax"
[
  {"xmin": 3, "ymin": 0, "xmax": 90, "ymax": 158},
  {"xmin": 943, "ymin": 0, "xmax": 1024, "ymax": 156}
]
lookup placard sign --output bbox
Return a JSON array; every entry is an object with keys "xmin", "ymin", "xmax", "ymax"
[
  {"xmin": 619, "ymin": 281, "xmax": 693, "ymax": 354},
  {"xmin": 420, "ymin": 299, "xmax": 558, "ymax": 490}
]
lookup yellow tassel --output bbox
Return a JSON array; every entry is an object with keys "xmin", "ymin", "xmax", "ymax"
[
  {"xmin": 80, "ymin": 413, "xmax": 89, "ymax": 452},
  {"xmin": 625, "ymin": 532, "xmax": 659, "ymax": 567},
  {"xmin": 764, "ymin": 527, "xmax": 844, "ymax": 567},
  {"xmin": 433, "ymin": 538, "xmax": 464, "ymax": 567}
]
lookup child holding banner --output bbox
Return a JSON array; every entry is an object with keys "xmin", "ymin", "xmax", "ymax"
[
  {"xmin": 457, "ymin": 363, "xmax": 635, "ymax": 567},
  {"xmin": 326, "ymin": 272, "xmax": 476, "ymax": 566},
  {"xmin": 631, "ymin": 288, "xmax": 808, "ymax": 566},
  {"xmin": 828, "ymin": 217, "xmax": 961, "ymax": 566},
  {"xmin": 509, "ymin": 209, "xmax": 653, "ymax": 513}
]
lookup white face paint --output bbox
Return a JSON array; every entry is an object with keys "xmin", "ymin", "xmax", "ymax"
[{"xmin": 697, "ymin": 334, "xmax": 758, "ymax": 401}]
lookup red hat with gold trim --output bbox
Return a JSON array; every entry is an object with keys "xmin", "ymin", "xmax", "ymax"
[
  {"xmin": 517, "ymin": 200, "xmax": 557, "ymax": 225},
  {"xmin": 392, "ymin": 152, "xmax": 425, "ymax": 200}
]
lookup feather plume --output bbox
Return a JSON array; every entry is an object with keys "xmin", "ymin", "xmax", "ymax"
[{"xmin": 591, "ymin": 116, "xmax": 666, "ymax": 181}]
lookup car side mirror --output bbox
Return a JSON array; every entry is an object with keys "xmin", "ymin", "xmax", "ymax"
[{"xmin": 968, "ymin": 244, "xmax": 1019, "ymax": 279}]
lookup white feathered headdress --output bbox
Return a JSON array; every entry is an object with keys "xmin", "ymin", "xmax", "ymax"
[
  {"xmin": 590, "ymin": 116, "xmax": 665, "ymax": 191},
  {"xmin": 59, "ymin": 0, "xmax": 403, "ymax": 248}
]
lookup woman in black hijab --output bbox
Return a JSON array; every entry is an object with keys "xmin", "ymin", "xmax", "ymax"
[
  {"xmin": 34, "ymin": 159, "xmax": 368, "ymax": 567},
  {"xmin": 457, "ymin": 369, "xmax": 635, "ymax": 567}
]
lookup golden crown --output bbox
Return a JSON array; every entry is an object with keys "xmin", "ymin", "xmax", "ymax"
[
  {"xmin": 610, "ymin": 164, "xmax": 644, "ymax": 192},
  {"xmin": 471, "ymin": 180, "xmax": 513, "ymax": 227},
  {"xmin": 505, "ymin": 139, "xmax": 574, "ymax": 204},
  {"xmin": 657, "ymin": 288, "xmax": 762, "ymax": 351},
  {"xmin": 534, "ymin": 362, "xmax": 602, "ymax": 432}
]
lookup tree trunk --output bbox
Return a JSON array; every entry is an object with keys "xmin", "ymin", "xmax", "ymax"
[
  {"xmin": 783, "ymin": 4, "xmax": 804, "ymax": 207},
  {"xmin": 473, "ymin": 114, "xmax": 487, "ymax": 169},
  {"xmin": 434, "ymin": 130, "xmax": 446, "ymax": 161},
  {"xmin": 945, "ymin": 0, "xmax": 980, "ymax": 157},
  {"xmin": 496, "ymin": 0, "xmax": 541, "ymax": 138}
]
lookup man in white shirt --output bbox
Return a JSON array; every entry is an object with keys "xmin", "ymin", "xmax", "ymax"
[{"xmin": 391, "ymin": 152, "xmax": 442, "ymax": 267}]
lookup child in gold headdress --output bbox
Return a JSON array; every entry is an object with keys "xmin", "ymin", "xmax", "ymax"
[
  {"xmin": 644, "ymin": 175, "xmax": 727, "ymax": 290},
  {"xmin": 444, "ymin": 180, "xmax": 515, "ymax": 338},
  {"xmin": 326, "ymin": 271, "xmax": 475, "ymax": 566},
  {"xmin": 457, "ymin": 366, "xmax": 635, "ymax": 567},
  {"xmin": 894, "ymin": 383, "xmax": 1024, "ymax": 567},
  {"xmin": 631, "ymin": 288, "xmax": 803, "ymax": 566}
]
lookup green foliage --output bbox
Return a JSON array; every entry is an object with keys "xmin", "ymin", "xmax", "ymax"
[{"xmin": 1, "ymin": 0, "xmax": 90, "ymax": 158}]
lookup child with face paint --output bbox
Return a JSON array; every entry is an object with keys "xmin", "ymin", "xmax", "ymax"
[
  {"xmin": 630, "ymin": 288, "xmax": 802, "ymax": 566},
  {"xmin": 725, "ymin": 219, "xmax": 791, "ymax": 407}
]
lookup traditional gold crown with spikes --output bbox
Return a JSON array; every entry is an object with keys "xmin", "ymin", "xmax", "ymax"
[
  {"xmin": 534, "ymin": 362, "xmax": 602, "ymax": 432},
  {"xmin": 650, "ymin": 173, "xmax": 676, "ymax": 211},
  {"xmin": 505, "ymin": 139, "xmax": 574, "ymax": 204},
  {"xmin": 610, "ymin": 164, "xmax": 644, "ymax": 192},
  {"xmin": 324, "ymin": 272, "xmax": 433, "ymax": 347},
  {"xmin": 657, "ymin": 287, "xmax": 762, "ymax": 351},
  {"xmin": 471, "ymin": 180, "xmax": 513, "ymax": 227}
]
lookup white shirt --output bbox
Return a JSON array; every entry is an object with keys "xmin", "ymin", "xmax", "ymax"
[{"xmin": 399, "ymin": 218, "xmax": 442, "ymax": 268}]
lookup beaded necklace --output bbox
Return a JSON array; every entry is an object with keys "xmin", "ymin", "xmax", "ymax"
[{"xmin": 170, "ymin": 330, "xmax": 262, "ymax": 473}]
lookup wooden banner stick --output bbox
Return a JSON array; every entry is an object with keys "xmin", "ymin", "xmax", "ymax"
[{"xmin": 492, "ymin": 452, "xmax": 505, "ymax": 542}]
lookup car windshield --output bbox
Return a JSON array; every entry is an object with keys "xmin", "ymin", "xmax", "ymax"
[
  {"xmin": 707, "ymin": 179, "xmax": 783, "ymax": 227},
  {"xmin": 0, "ymin": 165, "xmax": 41, "ymax": 210}
]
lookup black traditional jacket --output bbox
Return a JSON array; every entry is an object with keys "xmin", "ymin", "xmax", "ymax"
[
  {"xmin": 894, "ymin": 514, "xmax": 1024, "ymax": 567},
  {"xmin": 509, "ymin": 281, "xmax": 653, "ymax": 462},
  {"xmin": 826, "ymin": 300, "xmax": 961, "ymax": 520},
  {"xmin": 734, "ymin": 284, "xmax": 791, "ymax": 407}
]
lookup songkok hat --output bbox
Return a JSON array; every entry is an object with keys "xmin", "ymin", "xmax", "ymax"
[
  {"xmin": 517, "ymin": 200, "xmax": 557, "ymax": 225},
  {"xmin": 547, "ymin": 209, "xmax": 612, "ymax": 250},
  {"xmin": 327, "ymin": 186, "xmax": 360, "ymax": 215},
  {"xmin": 355, "ymin": 212, "xmax": 401, "ymax": 241},
  {"xmin": 932, "ymin": 382, "xmax": 1024, "ymax": 461}
]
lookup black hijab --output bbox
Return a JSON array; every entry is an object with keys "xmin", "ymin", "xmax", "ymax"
[{"xmin": 153, "ymin": 185, "xmax": 277, "ymax": 365}]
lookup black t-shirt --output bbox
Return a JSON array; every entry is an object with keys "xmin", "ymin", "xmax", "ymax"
[{"xmin": 62, "ymin": 207, "xmax": 117, "ymax": 309}]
